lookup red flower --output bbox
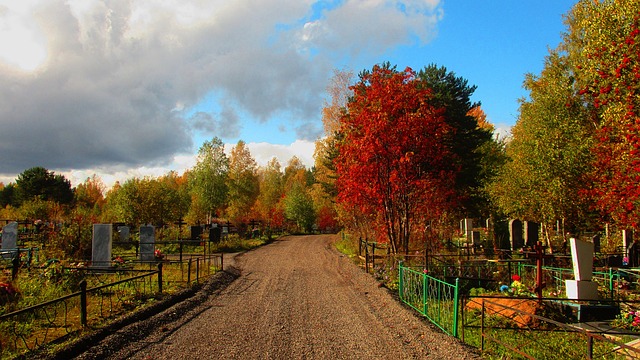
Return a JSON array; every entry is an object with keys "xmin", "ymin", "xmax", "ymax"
[{"xmin": 511, "ymin": 274, "xmax": 521, "ymax": 282}]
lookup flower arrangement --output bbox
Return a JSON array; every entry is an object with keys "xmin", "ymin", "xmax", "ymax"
[
  {"xmin": 154, "ymin": 249, "xmax": 164, "ymax": 261},
  {"xmin": 499, "ymin": 274, "xmax": 532, "ymax": 297},
  {"xmin": 613, "ymin": 310, "xmax": 640, "ymax": 331},
  {"xmin": 112, "ymin": 256, "xmax": 126, "ymax": 268}
]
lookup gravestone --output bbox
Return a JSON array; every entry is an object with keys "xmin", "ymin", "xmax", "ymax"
[
  {"xmin": 209, "ymin": 225, "xmax": 222, "ymax": 243},
  {"xmin": 494, "ymin": 220, "xmax": 511, "ymax": 252},
  {"xmin": 623, "ymin": 229, "xmax": 634, "ymax": 258},
  {"xmin": 190, "ymin": 225, "xmax": 203, "ymax": 240},
  {"xmin": 566, "ymin": 238, "xmax": 598, "ymax": 300},
  {"xmin": 524, "ymin": 221, "xmax": 539, "ymax": 247},
  {"xmin": 592, "ymin": 234, "xmax": 601, "ymax": 253},
  {"xmin": 471, "ymin": 231, "xmax": 481, "ymax": 246},
  {"xmin": 1, "ymin": 222, "xmax": 18, "ymax": 259},
  {"xmin": 139, "ymin": 225, "xmax": 155, "ymax": 261},
  {"xmin": 118, "ymin": 225, "xmax": 130, "ymax": 242},
  {"xmin": 462, "ymin": 218, "xmax": 473, "ymax": 241},
  {"xmin": 1, "ymin": 222, "xmax": 18, "ymax": 250},
  {"xmin": 628, "ymin": 240, "xmax": 640, "ymax": 267},
  {"xmin": 509, "ymin": 219, "xmax": 524, "ymax": 250},
  {"xmin": 92, "ymin": 224, "xmax": 112, "ymax": 267}
]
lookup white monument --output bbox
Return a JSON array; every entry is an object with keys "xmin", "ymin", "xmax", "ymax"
[{"xmin": 566, "ymin": 238, "xmax": 599, "ymax": 300}]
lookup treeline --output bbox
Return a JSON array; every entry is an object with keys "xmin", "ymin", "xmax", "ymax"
[{"xmin": 0, "ymin": 139, "xmax": 333, "ymax": 237}]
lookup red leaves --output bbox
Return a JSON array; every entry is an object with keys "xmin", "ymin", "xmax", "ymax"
[{"xmin": 336, "ymin": 66, "xmax": 459, "ymax": 250}]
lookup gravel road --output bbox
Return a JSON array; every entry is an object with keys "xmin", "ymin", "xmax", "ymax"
[{"xmin": 71, "ymin": 235, "xmax": 480, "ymax": 359}]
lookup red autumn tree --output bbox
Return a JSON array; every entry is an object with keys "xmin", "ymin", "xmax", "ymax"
[
  {"xmin": 336, "ymin": 64, "xmax": 459, "ymax": 254},
  {"xmin": 567, "ymin": 2, "xmax": 640, "ymax": 228}
]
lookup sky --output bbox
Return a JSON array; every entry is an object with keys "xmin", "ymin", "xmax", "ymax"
[{"xmin": 0, "ymin": 0, "xmax": 577, "ymax": 188}]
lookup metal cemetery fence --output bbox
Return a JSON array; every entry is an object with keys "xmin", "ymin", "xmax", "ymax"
[
  {"xmin": 398, "ymin": 262, "xmax": 460, "ymax": 337},
  {"xmin": 0, "ymin": 253, "xmax": 223, "ymax": 358},
  {"xmin": 0, "ymin": 266, "xmax": 161, "ymax": 358},
  {"xmin": 462, "ymin": 296, "xmax": 640, "ymax": 359}
]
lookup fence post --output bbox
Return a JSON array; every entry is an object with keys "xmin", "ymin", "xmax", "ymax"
[
  {"xmin": 372, "ymin": 243, "xmax": 376, "ymax": 270},
  {"xmin": 196, "ymin": 258, "xmax": 200, "ymax": 282},
  {"xmin": 187, "ymin": 259, "xmax": 192, "ymax": 284},
  {"xmin": 452, "ymin": 277, "xmax": 460, "ymax": 338},
  {"xmin": 609, "ymin": 268, "xmax": 614, "ymax": 300},
  {"xmin": 481, "ymin": 299, "xmax": 485, "ymax": 353},
  {"xmin": 80, "ymin": 280, "xmax": 87, "ymax": 327},
  {"xmin": 398, "ymin": 261, "xmax": 404, "ymax": 301},
  {"xmin": 157, "ymin": 262, "xmax": 163, "ymax": 293},
  {"xmin": 365, "ymin": 240, "xmax": 370, "ymax": 273},
  {"xmin": 221, "ymin": 253, "xmax": 224, "ymax": 271},
  {"xmin": 423, "ymin": 268, "xmax": 428, "ymax": 316}
]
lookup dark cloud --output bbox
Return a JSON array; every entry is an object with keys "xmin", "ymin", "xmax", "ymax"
[{"xmin": 0, "ymin": 0, "xmax": 442, "ymax": 178}]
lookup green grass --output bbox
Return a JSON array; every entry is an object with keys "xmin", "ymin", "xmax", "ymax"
[
  {"xmin": 334, "ymin": 233, "xmax": 359, "ymax": 259},
  {"xmin": 460, "ymin": 306, "xmax": 635, "ymax": 359}
]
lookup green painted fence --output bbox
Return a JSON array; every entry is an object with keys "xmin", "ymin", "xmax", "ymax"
[{"xmin": 398, "ymin": 262, "xmax": 460, "ymax": 337}]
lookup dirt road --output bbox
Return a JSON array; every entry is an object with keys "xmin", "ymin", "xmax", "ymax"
[{"xmin": 74, "ymin": 235, "xmax": 479, "ymax": 359}]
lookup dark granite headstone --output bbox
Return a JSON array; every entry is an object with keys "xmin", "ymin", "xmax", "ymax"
[
  {"xmin": 524, "ymin": 221, "xmax": 539, "ymax": 247},
  {"xmin": 209, "ymin": 226, "xmax": 222, "ymax": 243},
  {"xmin": 190, "ymin": 225, "xmax": 203, "ymax": 240},
  {"xmin": 509, "ymin": 219, "xmax": 523, "ymax": 250}
]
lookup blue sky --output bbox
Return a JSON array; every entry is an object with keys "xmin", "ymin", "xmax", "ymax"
[
  {"xmin": 0, "ymin": 0, "xmax": 577, "ymax": 187},
  {"xmin": 192, "ymin": 1, "xmax": 576, "ymax": 146}
]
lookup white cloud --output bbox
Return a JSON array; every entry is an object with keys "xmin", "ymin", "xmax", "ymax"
[
  {"xmin": 56, "ymin": 140, "xmax": 315, "ymax": 189},
  {"xmin": 0, "ymin": 1, "xmax": 48, "ymax": 71},
  {"xmin": 246, "ymin": 140, "xmax": 315, "ymax": 169},
  {"xmin": 0, "ymin": 0, "xmax": 443, "ymax": 187}
]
